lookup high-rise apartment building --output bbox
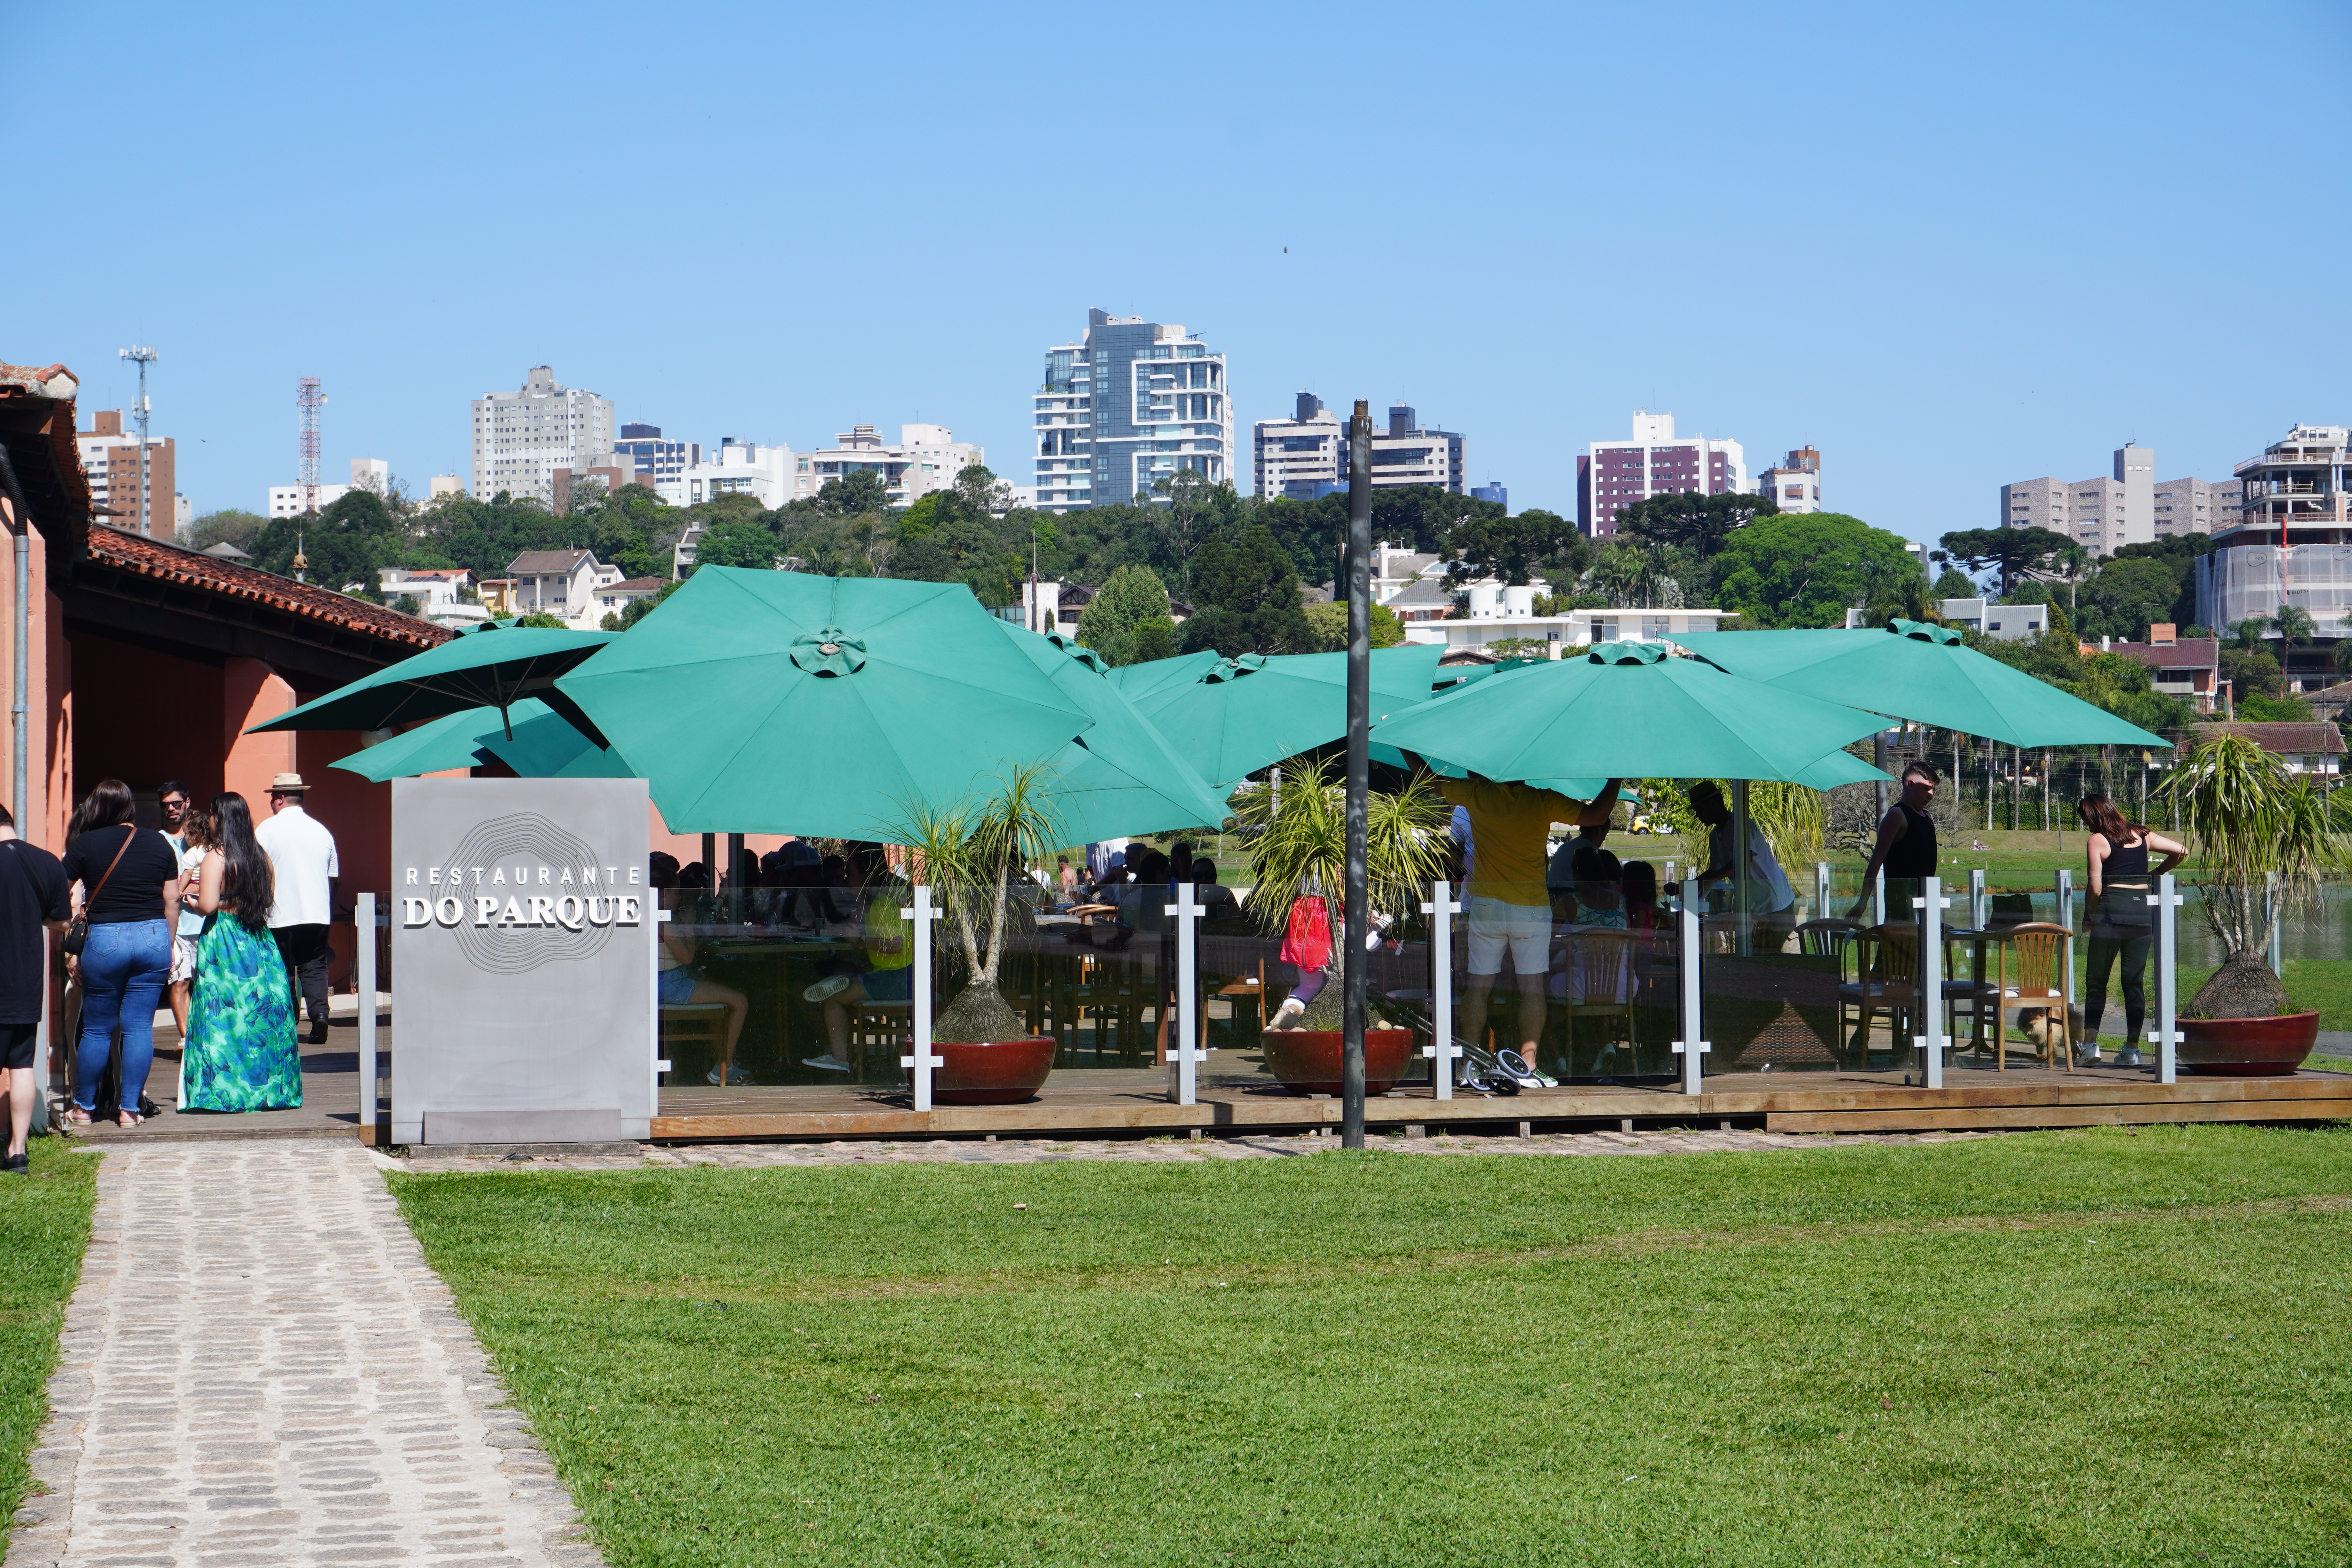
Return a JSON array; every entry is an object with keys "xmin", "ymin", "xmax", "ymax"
[
  {"xmin": 612, "ymin": 423, "xmax": 699, "ymax": 488},
  {"xmin": 1250, "ymin": 395, "xmax": 1464, "ymax": 499},
  {"xmin": 1032, "ymin": 309, "xmax": 1231, "ymax": 514},
  {"xmin": 1758, "ymin": 446, "xmax": 1822, "ymax": 513},
  {"xmin": 470, "ymin": 365, "xmax": 616, "ymax": 506},
  {"xmin": 1576, "ymin": 412, "xmax": 1748, "ymax": 536},
  {"xmin": 654, "ymin": 425, "xmax": 983, "ymax": 514},
  {"xmin": 76, "ymin": 410, "xmax": 177, "ymax": 537},
  {"xmin": 1471, "ymin": 481, "xmax": 1508, "ymax": 508},
  {"xmin": 1999, "ymin": 443, "xmax": 2240, "ymax": 556}
]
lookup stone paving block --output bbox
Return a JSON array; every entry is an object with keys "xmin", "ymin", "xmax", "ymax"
[{"xmin": 4, "ymin": 1143, "xmax": 606, "ymax": 1568}]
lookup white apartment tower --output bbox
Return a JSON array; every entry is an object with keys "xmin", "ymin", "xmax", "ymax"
[
  {"xmin": 470, "ymin": 366, "xmax": 617, "ymax": 506},
  {"xmin": 2000, "ymin": 443, "xmax": 2241, "ymax": 556},
  {"xmin": 1758, "ymin": 447, "xmax": 1822, "ymax": 513},
  {"xmin": 1032, "ymin": 309, "xmax": 1232, "ymax": 514},
  {"xmin": 1252, "ymin": 395, "xmax": 1466, "ymax": 499},
  {"xmin": 1577, "ymin": 412, "xmax": 1749, "ymax": 536}
]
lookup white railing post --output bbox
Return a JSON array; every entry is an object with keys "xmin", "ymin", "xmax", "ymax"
[
  {"xmin": 1969, "ymin": 867, "xmax": 1987, "ymax": 932},
  {"xmin": 1673, "ymin": 876, "xmax": 1706, "ymax": 1095},
  {"xmin": 1162, "ymin": 884, "xmax": 1207, "ymax": 1105},
  {"xmin": 2267, "ymin": 873, "xmax": 2284, "ymax": 975},
  {"xmin": 357, "ymin": 893, "xmax": 378, "ymax": 1145},
  {"xmin": 1419, "ymin": 878, "xmax": 1463, "ymax": 1100},
  {"xmin": 1872, "ymin": 868, "xmax": 1887, "ymax": 928},
  {"xmin": 900, "ymin": 886, "xmax": 942, "ymax": 1112},
  {"xmin": 2152, "ymin": 873, "xmax": 2181, "ymax": 1085},
  {"xmin": 1913, "ymin": 877, "xmax": 1949, "ymax": 1089},
  {"xmin": 2055, "ymin": 868, "xmax": 2075, "ymax": 1017},
  {"xmin": 1814, "ymin": 862, "xmax": 1830, "ymax": 926}
]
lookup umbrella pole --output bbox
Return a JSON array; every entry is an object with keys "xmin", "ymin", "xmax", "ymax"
[
  {"xmin": 1732, "ymin": 779, "xmax": 1751, "ymax": 957},
  {"xmin": 1341, "ymin": 400, "xmax": 1372, "ymax": 1152},
  {"xmin": 501, "ymin": 702, "xmax": 515, "ymax": 742}
]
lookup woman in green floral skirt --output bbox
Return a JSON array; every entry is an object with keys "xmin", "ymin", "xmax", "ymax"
[{"xmin": 183, "ymin": 793, "xmax": 302, "ymax": 1111}]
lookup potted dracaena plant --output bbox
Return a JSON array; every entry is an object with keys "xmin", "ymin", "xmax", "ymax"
[
  {"xmin": 888, "ymin": 763, "xmax": 1064, "ymax": 1104},
  {"xmin": 1232, "ymin": 755, "xmax": 1450, "ymax": 1094},
  {"xmin": 2163, "ymin": 732, "xmax": 2344, "ymax": 1074}
]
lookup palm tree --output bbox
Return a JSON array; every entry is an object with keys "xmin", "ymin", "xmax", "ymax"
[
  {"xmin": 2330, "ymin": 635, "xmax": 2352, "ymax": 681},
  {"xmin": 2273, "ymin": 602, "xmax": 2316, "ymax": 647},
  {"xmin": 2235, "ymin": 615, "xmax": 2273, "ymax": 652},
  {"xmin": 889, "ymin": 763, "xmax": 1065, "ymax": 1044}
]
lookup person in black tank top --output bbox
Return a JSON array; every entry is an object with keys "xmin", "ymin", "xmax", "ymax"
[
  {"xmin": 2075, "ymin": 793, "xmax": 2187, "ymax": 1065},
  {"xmin": 1849, "ymin": 762, "xmax": 1942, "ymax": 919}
]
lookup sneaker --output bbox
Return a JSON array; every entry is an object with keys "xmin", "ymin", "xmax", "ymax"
[
  {"xmin": 0, "ymin": 1152, "xmax": 25, "ymax": 1176},
  {"xmin": 2075, "ymin": 1045, "xmax": 2103, "ymax": 1065},
  {"xmin": 2115, "ymin": 1047, "xmax": 2143, "ymax": 1067},
  {"xmin": 801, "ymin": 1054, "xmax": 853, "ymax": 1074},
  {"xmin": 804, "ymin": 975, "xmax": 853, "ymax": 1004},
  {"xmin": 706, "ymin": 1063, "xmax": 753, "ymax": 1086},
  {"xmin": 1270, "ymin": 998, "xmax": 1305, "ymax": 1029}
]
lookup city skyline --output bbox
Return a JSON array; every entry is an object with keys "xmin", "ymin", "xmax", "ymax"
[{"xmin": 14, "ymin": 0, "xmax": 2349, "ymax": 548}]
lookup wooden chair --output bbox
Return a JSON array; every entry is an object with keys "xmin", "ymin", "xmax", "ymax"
[
  {"xmin": 1982, "ymin": 922, "xmax": 2072, "ymax": 1072},
  {"xmin": 658, "ymin": 1003, "xmax": 730, "ymax": 1086},
  {"xmin": 1561, "ymin": 929, "xmax": 1639, "ymax": 1074},
  {"xmin": 1212, "ymin": 958, "xmax": 1267, "ymax": 1048},
  {"xmin": 1838, "ymin": 922, "xmax": 1919, "ymax": 1068},
  {"xmin": 1794, "ymin": 917, "xmax": 1862, "ymax": 958}
]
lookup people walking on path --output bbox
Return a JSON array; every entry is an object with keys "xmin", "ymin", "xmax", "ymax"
[
  {"xmin": 0, "ymin": 802, "xmax": 68, "ymax": 1170},
  {"xmin": 181, "ymin": 793, "xmax": 303, "ymax": 1112},
  {"xmin": 254, "ymin": 772, "xmax": 339, "ymax": 1047},
  {"xmin": 59, "ymin": 779, "xmax": 180, "ymax": 1127},
  {"xmin": 2077, "ymin": 793, "xmax": 2186, "ymax": 1068},
  {"xmin": 159, "ymin": 780, "xmax": 209, "ymax": 1049}
]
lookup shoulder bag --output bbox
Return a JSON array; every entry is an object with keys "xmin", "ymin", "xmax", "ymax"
[{"xmin": 63, "ymin": 829, "xmax": 135, "ymax": 958}]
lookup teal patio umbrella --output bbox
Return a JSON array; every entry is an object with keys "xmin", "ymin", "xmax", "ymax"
[
  {"xmin": 1000, "ymin": 627, "xmax": 1233, "ymax": 841},
  {"xmin": 1116, "ymin": 643, "xmax": 1446, "ymax": 788},
  {"xmin": 1372, "ymin": 642, "xmax": 1886, "ymax": 785},
  {"xmin": 1102, "ymin": 648, "xmax": 1224, "ymax": 706},
  {"xmin": 553, "ymin": 568, "xmax": 1094, "ymax": 837},
  {"xmin": 329, "ymin": 702, "xmax": 541, "ymax": 783},
  {"xmin": 250, "ymin": 625, "xmax": 617, "ymax": 740},
  {"xmin": 1671, "ymin": 620, "xmax": 2170, "ymax": 748}
]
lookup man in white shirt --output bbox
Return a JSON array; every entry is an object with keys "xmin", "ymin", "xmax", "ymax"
[{"xmin": 254, "ymin": 772, "xmax": 339, "ymax": 1045}]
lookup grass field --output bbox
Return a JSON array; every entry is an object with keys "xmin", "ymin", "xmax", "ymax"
[
  {"xmin": 0, "ymin": 1143, "xmax": 96, "ymax": 1536},
  {"xmin": 395, "ymin": 1126, "xmax": 2352, "ymax": 1566}
]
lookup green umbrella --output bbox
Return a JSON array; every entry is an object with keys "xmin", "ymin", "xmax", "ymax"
[
  {"xmin": 249, "ymin": 625, "xmax": 617, "ymax": 740},
  {"xmin": 1372, "ymin": 641, "xmax": 1886, "ymax": 784},
  {"xmin": 1000, "ymin": 627, "xmax": 1232, "ymax": 841},
  {"xmin": 553, "ymin": 568, "xmax": 1094, "ymax": 837},
  {"xmin": 1102, "ymin": 649, "xmax": 1224, "ymax": 705},
  {"xmin": 1672, "ymin": 620, "xmax": 2170, "ymax": 748},
  {"xmin": 1117, "ymin": 644, "xmax": 1446, "ymax": 788},
  {"xmin": 327, "ymin": 703, "xmax": 532, "ymax": 783}
]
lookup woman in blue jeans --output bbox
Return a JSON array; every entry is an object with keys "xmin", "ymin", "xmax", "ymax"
[{"xmin": 60, "ymin": 779, "xmax": 183, "ymax": 1127}]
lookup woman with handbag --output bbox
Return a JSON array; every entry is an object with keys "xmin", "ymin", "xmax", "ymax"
[
  {"xmin": 59, "ymin": 779, "xmax": 181, "ymax": 1128},
  {"xmin": 2077, "ymin": 793, "xmax": 2187, "ymax": 1068},
  {"xmin": 181, "ymin": 793, "xmax": 302, "ymax": 1111}
]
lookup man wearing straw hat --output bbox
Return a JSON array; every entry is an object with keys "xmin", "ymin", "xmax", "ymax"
[{"xmin": 255, "ymin": 772, "xmax": 339, "ymax": 1047}]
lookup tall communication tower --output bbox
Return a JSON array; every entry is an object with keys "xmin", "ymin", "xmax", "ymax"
[
  {"xmin": 118, "ymin": 345, "xmax": 158, "ymax": 535},
  {"xmin": 296, "ymin": 376, "xmax": 325, "ymax": 514}
]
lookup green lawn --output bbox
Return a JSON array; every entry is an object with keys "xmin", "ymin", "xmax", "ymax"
[
  {"xmin": 0, "ymin": 1143, "xmax": 96, "ymax": 1534},
  {"xmin": 394, "ymin": 1127, "xmax": 2352, "ymax": 1566}
]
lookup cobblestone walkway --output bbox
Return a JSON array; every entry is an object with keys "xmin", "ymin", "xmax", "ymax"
[{"xmin": 7, "ymin": 1141, "xmax": 602, "ymax": 1568}]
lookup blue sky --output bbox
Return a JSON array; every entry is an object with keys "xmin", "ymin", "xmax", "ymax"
[{"xmin": 13, "ymin": 0, "xmax": 2350, "ymax": 547}]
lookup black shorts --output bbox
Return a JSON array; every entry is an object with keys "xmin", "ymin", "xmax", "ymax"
[{"xmin": 0, "ymin": 1024, "xmax": 37, "ymax": 1071}]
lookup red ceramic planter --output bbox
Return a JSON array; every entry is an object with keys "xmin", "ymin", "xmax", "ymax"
[
  {"xmin": 925, "ymin": 1037, "xmax": 1057, "ymax": 1105},
  {"xmin": 1259, "ymin": 1027, "xmax": 1415, "ymax": 1096},
  {"xmin": 2176, "ymin": 1011, "xmax": 2319, "ymax": 1076}
]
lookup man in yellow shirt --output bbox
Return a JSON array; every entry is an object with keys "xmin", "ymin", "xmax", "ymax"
[{"xmin": 1422, "ymin": 769, "xmax": 1620, "ymax": 1067}]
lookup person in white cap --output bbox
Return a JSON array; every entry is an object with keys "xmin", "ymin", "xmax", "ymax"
[{"xmin": 253, "ymin": 772, "xmax": 339, "ymax": 1045}]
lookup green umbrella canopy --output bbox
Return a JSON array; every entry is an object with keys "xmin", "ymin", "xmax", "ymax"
[
  {"xmin": 478, "ymin": 706, "xmax": 634, "ymax": 780},
  {"xmin": 552, "ymin": 568, "xmax": 1095, "ymax": 837},
  {"xmin": 1372, "ymin": 642, "xmax": 1887, "ymax": 784},
  {"xmin": 327, "ymin": 702, "xmax": 539, "ymax": 783},
  {"xmin": 1672, "ymin": 620, "xmax": 2170, "ymax": 748},
  {"xmin": 249, "ymin": 626, "xmax": 617, "ymax": 738},
  {"xmin": 1117, "ymin": 644, "xmax": 1446, "ymax": 789},
  {"xmin": 998, "ymin": 627, "xmax": 1233, "ymax": 842},
  {"xmin": 1102, "ymin": 649, "xmax": 1225, "ymax": 705}
]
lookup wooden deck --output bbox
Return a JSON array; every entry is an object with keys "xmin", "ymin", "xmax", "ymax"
[
  {"xmin": 59, "ymin": 1016, "xmax": 2352, "ymax": 1147},
  {"xmin": 651, "ymin": 1060, "xmax": 2352, "ymax": 1141}
]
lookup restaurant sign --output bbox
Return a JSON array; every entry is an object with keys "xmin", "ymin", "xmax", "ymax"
[{"xmin": 390, "ymin": 776, "xmax": 653, "ymax": 1146}]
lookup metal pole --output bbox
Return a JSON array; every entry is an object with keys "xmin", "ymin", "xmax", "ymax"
[
  {"xmin": 1731, "ymin": 779, "xmax": 1751, "ymax": 957},
  {"xmin": 899, "ymin": 886, "xmax": 942, "ymax": 1112},
  {"xmin": 2152, "ymin": 872, "xmax": 2180, "ymax": 1084},
  {"xmin": 1341, "ymin": 400, "xmax": 1372, "ymax": 1150},
  {"xmin": 1814, "ymin": 862, "xmax": 1830, "ymax": 926},
  {"xmin": 2056, "ymin": 868, "xmax": 2075, "ymax": 1022},
  {"xmin": 1873, "ymin": 731, "xmax": 1889, "ymax": 833},
  {"xmin": 1915, "ymin": 876, "xmax": 1946, "ymax": 1089},
  {"xmin": 1873, "ymin": 868, "xmax": 1886, "ymax": 929},
  {"xmin": 1163, "ymin": 885, "xmax": 1205, "ymax": 1105},
  {"xmin": 0, "ymin": 446, "xmax": 33, "ymax": 833},
  {"xmin": 356, "ymin": 894, "xmax": 377, "ymax": 1145},
  {"xmin": 1970, "ymin": 867, "xmax": 1987, "ymax": 932},
  {"xmin": 1420, "ymin": 878, "xmax": 1461, "ymax": 1099},
  {"xmin": 1674, "ymin": 876, "xmax": 1706, "ymax": 1094},
  {"xmin": 2267, "ymin": 872, "xmax": 2283, "ymax": 976}
]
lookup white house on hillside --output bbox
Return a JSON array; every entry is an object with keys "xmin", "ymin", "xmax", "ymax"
[{"xmin": 504, "ymin": 550, "xmax": 624, "ymax": 629}]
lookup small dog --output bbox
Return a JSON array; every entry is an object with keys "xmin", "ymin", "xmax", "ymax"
[{"xmin": 2013, "ymin": 1004, "xmax": 2087, "ymax": 1055}]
